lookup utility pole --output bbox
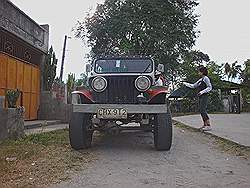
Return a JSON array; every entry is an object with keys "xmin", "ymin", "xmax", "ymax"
[{"xmin": 60, "ymin": 35, "xmax": 68, "ymax": 81}]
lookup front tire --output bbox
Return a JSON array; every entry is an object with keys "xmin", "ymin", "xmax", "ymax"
[
  {"xmin": 69, "ymin": 112, "xmax": 93, "ymax": 150},
  {"xmin": 153, "ymin": 113, "xmax": 172, "ymax": 151}
]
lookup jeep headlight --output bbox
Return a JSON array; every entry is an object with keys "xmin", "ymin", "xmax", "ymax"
[
  {"xmin": 91, "ymin": 76, "xmax": 107, "ymax": 92},
  {"xmin": 135, "ymin": 76, "xmax": 151, "ymax": 92}
]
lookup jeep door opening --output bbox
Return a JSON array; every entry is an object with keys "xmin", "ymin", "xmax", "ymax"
[{"xmin": 69, "ymin": 57, "xmax": 172, "ymax": 151}]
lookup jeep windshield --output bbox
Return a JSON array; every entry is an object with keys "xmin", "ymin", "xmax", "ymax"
[{"xmin": 94, "ymin": 59, "xmax": 153, "ymax": 73}]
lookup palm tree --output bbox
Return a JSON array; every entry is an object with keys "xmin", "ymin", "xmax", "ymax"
[
  {"xmin": 230, "ymin": 61, "xmax": 242, "ymax": 81},
  {"xmin": 223, "ymin": 61, "xmax": 242, "ymax": 81},
  {"xmin": 224, "ymin": 62, "xmax": 231, "ymax": 81}
]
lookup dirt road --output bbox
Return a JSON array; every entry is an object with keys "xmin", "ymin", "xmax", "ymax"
[{"xmin": 52, "ymin": 126, "xmax": 250, "ymax": 188}]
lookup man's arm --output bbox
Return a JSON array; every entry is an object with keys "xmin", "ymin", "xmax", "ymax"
[{"xmin": 183, "ymin": 78, "xmax": 202, "ymax": 89}]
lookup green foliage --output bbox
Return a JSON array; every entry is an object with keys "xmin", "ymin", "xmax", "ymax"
[
  {"xmin": 23, "ymin": 129, "xmax": 69, "ymax": 146},
  {"xmin": 223, "ymin": 61, "xmax": 242, "ymax": 81},
  {"xmin": 44, "ymin": 46, "xmax": 58, "ymax": 91},
  {"xmin": 66, "ymin": 73, "xmax": 76, "ymax": 93},
  {"xmin": 6, "ymin": 89, "xmax": 20, "ymax": 108},
  {"xmin": 75, "ymin": 73, "xmax": 88, "ymax": 87},
  {"xmin": 66, "ymin": 73, "xmax": 76, "ymax": 103},
  {"xmin": 54, "ymin": 77, "xmax": 64, "ymax": 85},
  {"xmin": 76, "ymin": 0, "xmax": 199, "ymax": 76},
  {"xmin": 180, "ymin": 56, "xmax": 224, "ymax": 113},
  {"xmin": 207, "ymin": 90, "xmax": 223, "ymax": 112},
  {"xmin": 179, "ymin": 50, "xmax": 211, "ymax": 85},
  {"xmin": 241, "ymin": 59, "xmax": 250, "ymax": 86},
  {"xmin": 206, "ymin": 61, "xmax": 224, "ymax": 89},
  {"xmin": 241, "ymin": 59, "xmax": 250, "ymax": 110},
  {"xmin": 181, "ymin": 51, "xmax": 224, "ymax": 90},
  {"xmin": 181, "ymin": 98, "xmax": 197, "ymax": 113}
]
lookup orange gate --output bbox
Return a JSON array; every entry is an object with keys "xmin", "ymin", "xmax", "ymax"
[{"xmin": 0, "ymin": 53, "xmax": 40, "ymax": 120}]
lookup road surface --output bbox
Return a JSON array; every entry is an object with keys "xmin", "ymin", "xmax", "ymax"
[{"xmin": 52, "ymin": 126, "xmax": 250, "ymax": 188}]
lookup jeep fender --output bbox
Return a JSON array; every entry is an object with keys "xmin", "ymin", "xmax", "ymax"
[
  {"xmin": 146, "ymin": 86, "xmax": 168, "ymax": 104},
  {"xmin": 72, "ymin": 90, "xmax": 94, "ymax": 104}
]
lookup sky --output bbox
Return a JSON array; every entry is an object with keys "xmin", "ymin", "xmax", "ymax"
[{"xmin": 10, "ymin": 0, "xmax": 250, "ymax": 81}]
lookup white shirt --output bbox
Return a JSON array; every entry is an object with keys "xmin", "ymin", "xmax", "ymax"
[
  {"xmin": 183, "ymin": 76, "xmax": 212, "ymax": 95},
  {"xmin": 155, "ymin": 78, "xmax": 164, "ymax": 86}
]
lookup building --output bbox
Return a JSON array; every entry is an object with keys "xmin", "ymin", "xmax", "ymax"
[{"xmin": 0, "ymin": 0, "xmax": 49, "ymax": 120}]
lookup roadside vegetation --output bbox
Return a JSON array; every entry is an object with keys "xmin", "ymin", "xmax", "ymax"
[{"xmin": 0, "ymin": 129, "xmax": 95, "ymax": 187}]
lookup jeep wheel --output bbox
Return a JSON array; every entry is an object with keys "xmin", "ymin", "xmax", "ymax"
[
  {"xmin": 153, "ymin": 113, "xmax": 172, "ymax": 151},
  {"xmin": 69, "ymin": 112, "xmax": 93, "ymax": 150}
]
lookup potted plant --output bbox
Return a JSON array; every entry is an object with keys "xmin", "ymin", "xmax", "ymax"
[
  {"xmin": 6, "ymin": 89, "xmax": 20, "ymax": 108},
  {"xmin": 2, "ymin": 89, "xmax": 25, "ymax": 140}
]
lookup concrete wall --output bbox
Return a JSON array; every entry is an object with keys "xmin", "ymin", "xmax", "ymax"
[
  {"xmin": 0, "ymin": 0, "xmax": 49, "ymax": 53},
  {"xmin": 38, "ymin": 92, "xmax": 72, "ymax": 123},
  {"xmin": 0, "ymin": 107, "xmax": 24, "ymax": 141}
]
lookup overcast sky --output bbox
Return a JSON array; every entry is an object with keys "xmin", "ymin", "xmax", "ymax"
[{"xmin": 10, "ymin": 0, "xmax": 250, "ymax": 80}]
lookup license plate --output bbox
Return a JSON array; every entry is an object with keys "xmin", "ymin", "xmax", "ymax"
[{"xmin": 97, "ymin": 108, "xmax": 127, "ymax": 119}]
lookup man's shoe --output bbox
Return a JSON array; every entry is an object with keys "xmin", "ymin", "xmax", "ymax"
[
  {"xmin": 201, "ymin": 126, "xmax": 212, "ymax": 131},
  {"xmin": 199, "ymin": 126, "xmax": 205, "ymax": 130}
]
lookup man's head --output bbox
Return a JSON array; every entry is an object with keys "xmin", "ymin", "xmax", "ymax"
[{"xmin": 198, "ymin": 66, "xmax": 208, "ymax": 76}]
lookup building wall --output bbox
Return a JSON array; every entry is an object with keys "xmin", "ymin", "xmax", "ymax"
[
  {"xmin": 0, "ymin": 0, "xmax": 49, "ymax": 53},
  {"xmin": 0, "ymin": 0, "xmax": 49, "ymax": 120}
]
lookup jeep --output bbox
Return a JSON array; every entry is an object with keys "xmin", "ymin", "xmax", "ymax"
[{"xmin": 70, "ymin": 56, "xmax": 172, "ymax": 151}]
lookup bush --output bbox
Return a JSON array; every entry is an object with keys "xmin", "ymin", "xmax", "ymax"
[{"xmin": 207, "ymin": 90, "xmax": 223, "ymax": 112}]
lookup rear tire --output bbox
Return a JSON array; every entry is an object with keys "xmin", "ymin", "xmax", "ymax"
[
  {"xmin": 69, "ymin": 112, "xmax": 93, "ymax": 150},
  {"xmin": 153, "ymin": 113, "xmax": 172, "ymax": 151}
]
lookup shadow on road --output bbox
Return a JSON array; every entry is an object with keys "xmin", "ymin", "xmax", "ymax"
[{"xmin": 90, "ymin": 131, "xmax": 155, "ymax": 152}]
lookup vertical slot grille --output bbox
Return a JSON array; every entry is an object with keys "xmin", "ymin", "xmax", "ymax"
[{"xmin": 93, "ymin": 76, "xmax": 140, "ymax": 104}]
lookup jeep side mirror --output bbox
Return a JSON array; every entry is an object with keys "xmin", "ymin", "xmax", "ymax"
[
  {"xmin": 157, "ymin": 64, "xmax": 164, "ymax": 73},
  {"xmin": 86, "ymin": 64, "xmax": 91, "ymax": 73}
]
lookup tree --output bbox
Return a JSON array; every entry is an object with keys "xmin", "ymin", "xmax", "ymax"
[
  {"xmin": 241, "ymin": 59, "xmax": 250, "ymax": 86},
  {"xmin": 180, "ymin": 50, "xmax": 210, "ymax": 83},
  {"xmin": 241, "ymin": 59, "xmax": 250, "ymax": 108},
  {"xmin": 75, "ymin": 0, "xmax": 199, "ymax": 76},
  {"xmin": 206, "ymin": 61, "xmax": 224, "ymax": 88},
  {"xmin": 224, "ymin": 62, "xmax": 231, "ymax": 81},
  {"xmin": 66, "ymin": 73, "xmax": 76, "ymax": 103},
  {"xmin": 223, "ymin": 61, "xmax": 242, "ymax": 81},
  {"xmin": 75, "ymin": 73, "xmax": 88, "ymax": 87},
  {"xmin": 230, "ymin": 61, "xmax": 242, "ymax": 81},
  {"xmin": 44, "ymin": 46, "xmax": 58, "ymax": 91}
]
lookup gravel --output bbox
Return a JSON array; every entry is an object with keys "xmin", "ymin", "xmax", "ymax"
[{"xmin": 52, "ymin": 126, "xmax": 250, "ymax": 188}]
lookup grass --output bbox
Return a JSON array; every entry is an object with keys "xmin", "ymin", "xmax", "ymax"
[
  {"xmin": 174, "ymin": 121, "xmax": 250, "ymax": 159},
  {"xmin": 0, "ymin": 129, "xmax": 96, "ymax": 188}
]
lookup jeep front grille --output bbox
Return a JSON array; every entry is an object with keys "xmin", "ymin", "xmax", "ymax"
[{"xmin": 93, "ymin": 76, "xmax": 140, "ymax": 104}]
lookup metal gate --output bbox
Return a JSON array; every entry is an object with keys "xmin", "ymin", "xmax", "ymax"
[{"xmin": 0, "ymin": 53, "xmax": 40, "ymax": 120}]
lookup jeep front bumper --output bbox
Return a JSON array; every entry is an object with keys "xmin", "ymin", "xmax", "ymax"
[{"xmin": 72, "ymin": 104, "xmax": 169, "ymax": 114}]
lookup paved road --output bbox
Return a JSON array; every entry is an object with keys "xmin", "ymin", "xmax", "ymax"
[
  {"xmin": 173, "ymin": 113, "xmax": 250, "ymax": 147},
  {"xmin": 52, "ymin": 126, "xmax": 250, "ymax": 188}
]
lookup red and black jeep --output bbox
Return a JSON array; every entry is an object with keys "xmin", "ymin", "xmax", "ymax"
[{"xmin": 70, "ymin": 57, "xmax": 172, "ymax": 150}]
